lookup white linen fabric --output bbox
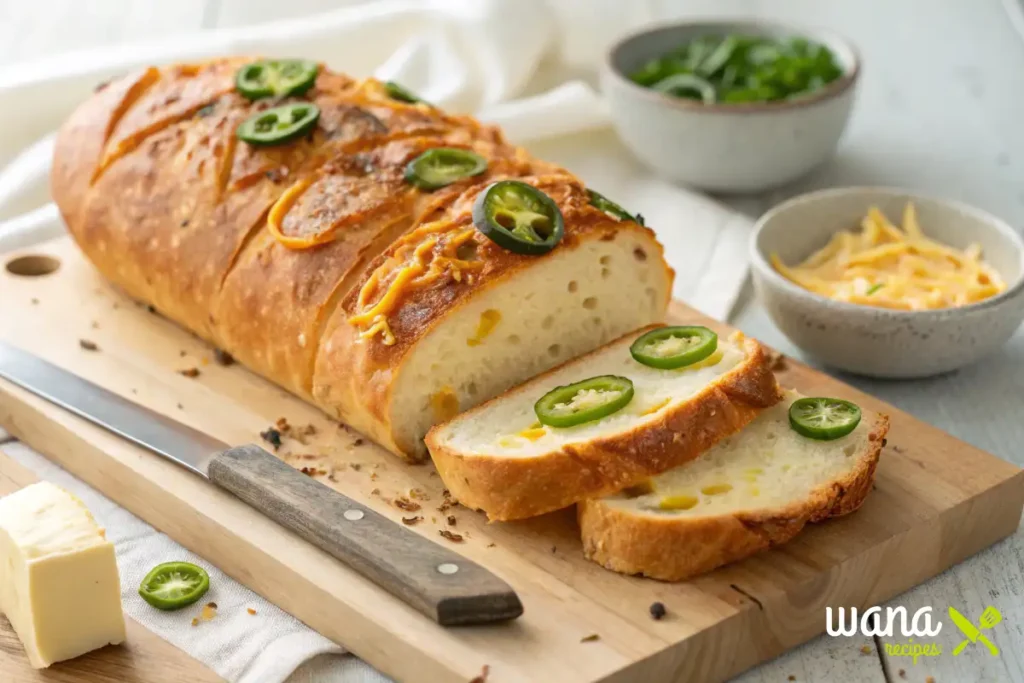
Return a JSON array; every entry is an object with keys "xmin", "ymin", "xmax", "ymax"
[{"xmin": 0, "ymin": 2, "xmax": 754, "ymax": 681}]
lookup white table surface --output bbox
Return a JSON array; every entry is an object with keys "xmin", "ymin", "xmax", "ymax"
[{"xmin": 2, "ymin": 1, "xmax": 1023, "ymax": 682}]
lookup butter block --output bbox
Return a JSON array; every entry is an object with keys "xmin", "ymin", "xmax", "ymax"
[{"xmin": 0, "ymin": 481, "xmax": 126, "ymax": 668}]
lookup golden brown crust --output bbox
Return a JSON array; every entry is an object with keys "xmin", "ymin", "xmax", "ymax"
[
  {"xmin": 425, "ymin": 333, "xmax": 783, "ymax": 520},
  {"xmin": 54, "ymin": 58, "xmax": 672, "ymax": 459},
  {"xmin": 577, "ymin": 415, "xmax": 889, "ymax": 581}
]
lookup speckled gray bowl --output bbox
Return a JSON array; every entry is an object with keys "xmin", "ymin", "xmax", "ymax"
[{"xmin": 750, "ymin": 187, "xmax": 1024, "ymax": 378}]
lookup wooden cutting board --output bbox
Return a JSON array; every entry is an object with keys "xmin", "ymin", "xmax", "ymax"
[
  {"xmin": 1, "ymin": 238, "xmax": 1022, "ymax": 683},
  {"xmin": 0, "ymin": 449, "xmax": 221, "ymax": 683}
]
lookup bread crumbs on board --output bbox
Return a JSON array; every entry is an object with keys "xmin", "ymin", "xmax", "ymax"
[
  {"xmin": 79, "ymin": 339, "xmax": 99, "ymax": 351},
  {"xmin": 402, "ymin": 516, "xmax": 423, "ymax": 526},
  {"xmin": 394, "ymin": 497, "xmax": 421, "ymax": 512},
  {"xmin": 247, "ymin": 607, "xmax": 257, "ymax": 615},
  {"xmin": 179, "ymin": 367, "xmax": 200, "ymax": 378},
  {"xmin": 469, "ymin": 665, "xmax": 490, "ymax": 683},
  {"xmin": 580, "ymin": 634, "xmax": 599, "ymax": 642},
  {"xmin": 260, "ymin": 427, "xmax": 283, "ymax": 450},
  {"xmin": 439, "ymin": 529, "xmax": 463, "ymax": 543},
  {"xmin": 446, "ymin": 515, "xmax": 457, "ymax": 526},
  {"xmin": 214, "ymin": 349, "xmax": 235, "ymax": 366}
]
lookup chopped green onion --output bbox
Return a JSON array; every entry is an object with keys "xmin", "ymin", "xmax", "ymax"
[{"xmin": 630, "ymin": 33, "xmax": 844, "ymax": 106}]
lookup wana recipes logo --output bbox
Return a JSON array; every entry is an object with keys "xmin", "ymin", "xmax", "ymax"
[{"xmin": 826, "ymin": 604, "xmax": 1004, "ymax": 665}]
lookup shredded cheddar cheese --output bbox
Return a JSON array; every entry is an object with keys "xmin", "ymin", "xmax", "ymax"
[
  {"xmin": 701, "ymin": 483, "xmax": 733, "ymax": 496},
  {"xmin": 359, "ymin": 315, "xmax": 396, "ymax": 345},
  {"xmin": 349, "ymin": 220, "xmax": 484, "ymax": 343},
  {"xmin": 772, "ymin": 203, "xmax": 1007, "ymax": 310},
  {"xmin": 467, "ymin": 309, "xmax": 502, "ymax": 346},
  {"xmin": 518, "ymin": 426, "xmax": 547, "ymax": 441},
  {"xmin": 429, "ymin": 386, "xmax": 460, "ymax": 422},
  {"xmin": 659, "ymin": 494, "xmax": 699, "ymax": 511},
  {"xmin": 640, "ymin": 398, "xmax": 672, "ymax": 416}
]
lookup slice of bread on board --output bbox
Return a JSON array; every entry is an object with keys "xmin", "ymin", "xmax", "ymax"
[
  {"xmin": 426, "ymin": 327, "xmax": 782, "ymax": 521},
  {"xmin": 578, "ymin": 390, "xmax": 889, "ymax": 581}
]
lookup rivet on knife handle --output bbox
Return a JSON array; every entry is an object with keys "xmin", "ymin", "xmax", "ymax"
[{"xmin": 207, "ymin": 445, "xmax": 523, "ymax": 626}]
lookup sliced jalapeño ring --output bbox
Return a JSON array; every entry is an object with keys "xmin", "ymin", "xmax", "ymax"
[
  {"xmin": 472, "ymin": 180, "xmax": 564, "ymax": 256},
  {"xmin": 630, "ymin": 326, "xmax": 718, "ymax": 370},
  {"xmin": 235, "ymin": 59, "xmax": 319, "ymax": 100},
  {"xmin": 534, "ymin": 375, "xmax": 635, "ymax": 428},
  {"xmin": 138, "ymin": 561, "xmax": 211, "ymax": 611},
  {"xmin": 788, "ymin": 397, "xmax": 862, "ymax": 441},
  {"xmin": 404, "ymin": 148, "xmax": 488, "ymax": 190},
  {"xmin": 236, "ymin": 103, "xmax": 320, "ymax": 146}
]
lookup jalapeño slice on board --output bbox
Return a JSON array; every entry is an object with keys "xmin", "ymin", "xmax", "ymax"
[
  {"xmin": 138, "ymin": 561, "xmax": 211, "ymax": 611},
  {"xmin": 472, "ymin": 181, "xmax": 564, "ymax": 256},
  {"xmin": 405, "ymin": 148, "xmax": 488, "ymax": 190},
  {"xmin": 235, "ymin": 59, "xmax": 319, "ymax": 100},
  {"xmin": 236, "ymin": 103, "xmax": 320, "ymax": 146},
  {"xmin": 630, "ymin": 326, "xmax": 718, "ymax": 369},
  {"xmin": 535, "ymin": 375, "xmax": 635, "ymax": 428},
  {"xmin": 788, "ymin": 397, "xmax": 862, "ymax": 440}
]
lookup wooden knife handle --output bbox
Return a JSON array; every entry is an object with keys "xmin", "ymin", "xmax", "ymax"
[{"xmin": 208, "ymin": 445, "xmax": 523, "ymax": 626}]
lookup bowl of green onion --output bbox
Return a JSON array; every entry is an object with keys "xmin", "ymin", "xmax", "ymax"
[{"xmin": 602, "ymin": 21, "xmax": 860, "ymax": 192}]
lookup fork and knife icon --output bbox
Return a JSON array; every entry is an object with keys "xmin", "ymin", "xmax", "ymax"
[{"xmin": 948, "ymin": 606, "xmax": 1001, "ymax": 656}]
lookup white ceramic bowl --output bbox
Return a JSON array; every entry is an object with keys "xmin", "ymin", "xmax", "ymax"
[
  {"xmin": 602, "ymin": 21, "xmax": 860, "ymax": 193},
  {"xmin": 750, "ymin": 187, "xmax": 1024, "ymax": 378}
]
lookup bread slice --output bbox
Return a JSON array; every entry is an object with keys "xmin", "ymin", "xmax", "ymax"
[
  {"xmin": 578, "ymin": 391, "xmax": 888, "ymax": 581},
  {"xmin": 425, "ymin": 328, "xmax": 782, "ymax": 521}
]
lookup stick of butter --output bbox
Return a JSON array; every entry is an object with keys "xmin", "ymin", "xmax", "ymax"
[{"xmin": 0, "ymin": 481, "xmax": 126, "ymax": 668}]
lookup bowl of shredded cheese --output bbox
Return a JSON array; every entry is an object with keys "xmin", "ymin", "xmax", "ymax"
[{"xmin": 750, "ymin": 187, "xmax": 1024, "ymax": 378}]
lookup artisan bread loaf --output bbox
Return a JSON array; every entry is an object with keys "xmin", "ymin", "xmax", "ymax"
[
  {"xmin": 52, "ymin": 59, "xmax": 673, "ymax": 460},
  {"xmin": 426, "ymin": 328, "xmax": 782, "ymax": 520},
  {"xmin": 578, "ymin": 391, "xmax": 888, "ymax": 581}
]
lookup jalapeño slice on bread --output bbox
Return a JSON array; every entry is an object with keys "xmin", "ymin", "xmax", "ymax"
[
  {"xmin": 384, "ymin": 80, "xmax": 423, "ymax": 103},
  {"xmin": 405, "ymin": 148, "xmax": 488, "ymax": 190},
  {"xmin": 535, "ymin": 375, "xmax": 635, "ymax": 428},
  {"xmin": 235, "ymin": 59, "xmax": 319, "ymax": 100},
  {"xmin": 587, "ymin": 189, "xmax": 643, "ymax": 224},
  {"xmin": 788, "ymin": 397, "xmax": 862, "ymax": 440},
  {"xmin": 473, "ymin": 181, "xmax": 565, "ymax": 255},
  {"xmin": 236, "ymin": 103, "xmax": 320, "ymax": 146},
  {"xmin": 631, "ymin": 326, "xmax": 718, "ymax": 369}
]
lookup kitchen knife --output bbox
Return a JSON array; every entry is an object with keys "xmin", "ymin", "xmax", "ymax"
[{"xmin": 0, "ymin": 341, "xmax": 522, "ymax": 626}]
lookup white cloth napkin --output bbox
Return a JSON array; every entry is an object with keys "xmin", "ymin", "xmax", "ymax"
[{"xmin": 0, "ymin": 2, "xmax": 755, "ymax": 681}]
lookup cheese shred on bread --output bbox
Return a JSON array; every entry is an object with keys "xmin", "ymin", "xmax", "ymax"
[
  {"xmin": 425, "ymin": 328, "xmax": 782, "ymax": 521},
  {"xmin": 578, "ymin": 391, "xmax": 888, "ymax": 581}
]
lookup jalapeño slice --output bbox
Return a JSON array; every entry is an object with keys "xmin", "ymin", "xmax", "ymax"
[
  {"xmin": 652, "ymin": 73, "xmax": 717, "ymax": 103},
  {"xmin": 587, "ymin": 189, "xmax": 642, "ymax": 224},
  {"xmin": 788, "ymin": 397, "xmax": 862, "ymax": 441},
  {"xmin": 235, "ymin": 59, "xmax": 319, "ymax": 100},
  {"xmin": 405, "ymin": 148, "xmax": 488, "ymax": 190},
  {"xmin": 236, "ymin": 103, "xmax": 320, "ymax": 146},
  {"xmin": 384, "ymin": 80, "xmax": 422, "ymax": 104},
  {"xmin": 535, "ymin": 375, "xmax": 635, "ymax": 428},
  {"xmin": 472, "ymin": 181, "xmax": 564, "ymax": 256},
  {"xmin": 630, "ymin": 326, "xmax": 718, "ymax": 369},
  {"xmin": 138, "ymin": 561, "xmax": 210, "ymax": 611}
]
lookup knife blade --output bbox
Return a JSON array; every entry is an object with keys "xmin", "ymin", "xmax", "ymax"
[
  {"xmin": 0, "ymin": 341, "xmax": 522, "ymax": 626},
  {"xmin": 948, "ymin": 606, "xmax": 981, "ymax": 642}
]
